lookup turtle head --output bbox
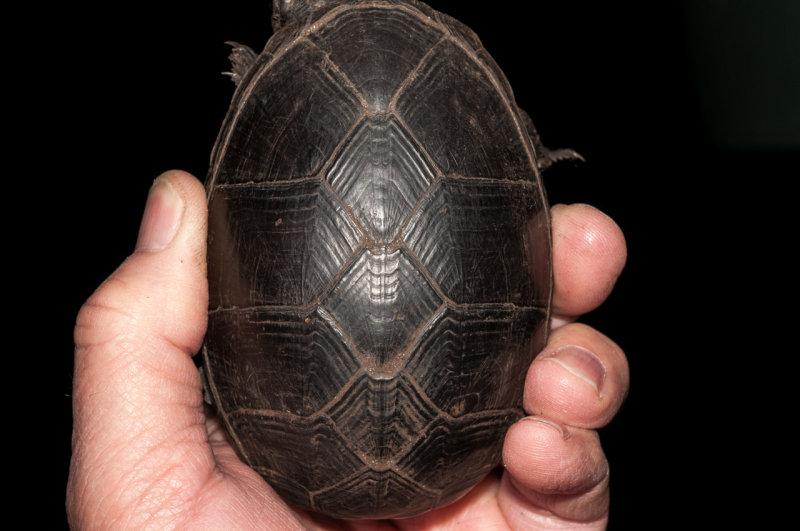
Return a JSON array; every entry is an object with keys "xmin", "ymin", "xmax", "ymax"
[{"xmin": 272, "ymin": 0, "xmax": 337, "ymax": 31}]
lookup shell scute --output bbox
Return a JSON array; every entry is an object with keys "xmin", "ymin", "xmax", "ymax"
[
  {"xmin": 213, "ymin": 40, "xmax": 362, "ymax": 185},
  {"xmin": 205, "ymin": 307, "xmax": 361, "ymax": 415},
  {"xmin": 405, "ymin": 305, "xmax": 548, "ymax": 415},
  {"xmin": 231, "ymin": 411, "xmax": 365, "ymax": 499},
  {"xmin": 327, "ymin": 116, "xmax": 435, "ymax": 243},
  {"xmin": 394, "ymin": 38, "xmax": 536, "ymax": 180},
  {"xmin": 207, "ymin": 179, "xmax": 362, "ymax": 308},
  {"xmin": 402, "ymin": 178, "xmax": 548, "ymax": 305},
  {"xmin": 308, "ymin": 6, "xmax": 443, "ymax": 112}
]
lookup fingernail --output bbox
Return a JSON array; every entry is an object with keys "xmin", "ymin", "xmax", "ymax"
[
  {"xmin": 541, "ymin": 345, "xmax": 606, "ymax": 396},
  {"xmin": 135, "ymin": 177, "xmax": 183, "ymax": 251},
  {"xmin": 520, "ymin": 416, "xmax": 571, "ymax": 440}
]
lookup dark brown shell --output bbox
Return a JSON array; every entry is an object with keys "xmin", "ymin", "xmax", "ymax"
[{"xmin": 203, "ymin": 0, "xmax": 552, "ymax": 519}]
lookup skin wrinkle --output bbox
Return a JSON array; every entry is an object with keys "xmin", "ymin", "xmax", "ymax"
[
  {"xmin": 127, "ymin": 418, "xmax": 208, "ymax": 475},
  {"xmin": 501, "ymin": 473, "xmax": 608, "ymax": 529},
  {"xmin": 501, "ymin": 476, "xmax": 564, "ymax": 529},
  {"xmin": 126, "ymin": 411, "xmax": 204, "ymax": 472},
  {"xmin": 91, "ymin": 422, "xmax": 212, "ymax": 529},
  {"xmin": 192, "ymin": 475, "xmax": 304, "ymax": 531},
  {"xmin": 82, "ymin": 343, "xmax": 190, "ymax": 427},
  {"xmin": 75, "ymin": 300, "xmax": 141, "ymax": 348},
  {"xmin": 520, "ymin": 416, "xmax": 571, "ymax": 441},
  {"xmin": 501, "ymin": 418, "xmax": 609, "ymax": 522},
  {"xmin": 524, "ymin": 324, "xmax": 627, "ymax": 432},
  {"xmin": 159, "ymin": 326, "xmax": 206, "ymax": 358},
  {"xmin": 74, "ymin": 301, "xmax": 138, "ymax": 337},
  {"xmin": 73, "ymin": 454, "xmax": 141, "ymax": 529},
  {"xmin": 79, "ymin": 265, "xmax": 206, "ymax": 357},
  {"xmin": 72, "ymin": 344, "xmax": 209, "ymax": 529},
  {"xmin": 128, "ymin": 461, "xmax": 202, "ymax": 527},
  {"xmin": 530, "ymin": 444, "xmax": 601, "ymax": 496},
  {"xmin": 72, "ymin": 351, "xmax": 150, "ymax": 460},
  {"xmin": 182, "ymin": 464, "xmax": 237, "ymax": 528},
  {"xmin": 75, "ymin": 423, "xmax": 210, "ymax": 529}
]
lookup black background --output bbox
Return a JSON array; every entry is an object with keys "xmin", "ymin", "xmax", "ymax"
[{"xmin": 21, "ymin": 1, "xmax": 797, "ymax": 528}]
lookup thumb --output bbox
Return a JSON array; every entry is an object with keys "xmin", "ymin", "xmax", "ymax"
[{"xmin": 68, "ymin": 170, "xmax": 209, "ymax": 528}]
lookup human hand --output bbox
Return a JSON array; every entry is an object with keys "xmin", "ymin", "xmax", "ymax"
[{"xmin": 67, "ymin": 170, "xmax": 628, "ymax": 529}]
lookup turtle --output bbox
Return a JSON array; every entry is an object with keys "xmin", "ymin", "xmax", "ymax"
[{"xmin": 202, "ymin": 0, "xmax": 579, "ymax": 519}]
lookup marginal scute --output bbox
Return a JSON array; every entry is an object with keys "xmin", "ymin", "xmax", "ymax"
[
  {"xmin": 433, "ymin": 7, "xmax": 484, "ymax": 52},
  {"xmin": 395, "ymin": 411, "xmax": 521, "ymax": 490},
  {"xmin": 313, "ymin": 468, "xmax": 437, "ymax": 519}
]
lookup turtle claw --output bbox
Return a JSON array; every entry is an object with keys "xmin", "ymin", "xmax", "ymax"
[
  {"xmin": 222, "ymin": 41, "xmax": 257, "ymax": 85},
  {"xmin": 537, "ymin": 147, "xmax": 585, "ymax": 171}
]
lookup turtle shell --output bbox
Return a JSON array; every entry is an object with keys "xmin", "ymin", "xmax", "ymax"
[{"xmin": 203, "ymin": 0, "xmax": 552, "ymax": 519}]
